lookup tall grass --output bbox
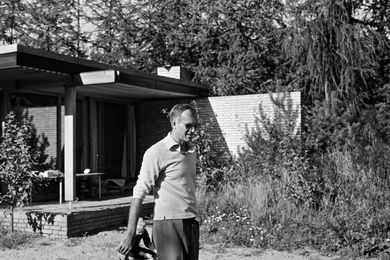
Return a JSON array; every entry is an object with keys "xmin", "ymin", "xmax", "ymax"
[
  {"xmin": 198, "ymin": 100, "xmax": 390, "ymax": 257},
  {"xmin": 0, "ymin": 226, "xmax": 37, "ymax": 249},
  {"xmin": 199, "ymin": 146, "xmax": 390, "ymax": 257}
]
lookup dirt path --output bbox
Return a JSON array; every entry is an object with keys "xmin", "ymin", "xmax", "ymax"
[{"xmin": 0, "ymin": 228, "xmax": 345, "ymax": 260}]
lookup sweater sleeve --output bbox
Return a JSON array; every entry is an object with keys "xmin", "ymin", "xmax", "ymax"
[{"xmin": 132, "ymin": 148, "xmax": 161, "ymax": 200}]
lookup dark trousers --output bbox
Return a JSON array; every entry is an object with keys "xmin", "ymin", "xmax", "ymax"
[{"xmin": 152, "ymin": 218, "xmax": 199, "ymax": 260}]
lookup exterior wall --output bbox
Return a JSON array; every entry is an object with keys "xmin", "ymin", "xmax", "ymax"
[
  {"xmin": 136, "ymin": 92, "xmax": 301, "ymax": 160},
  {"xmin": 23, "ymin": 105, "xmax": 64, "ymax": 166},
  {"xmin": 196, "ymin": 92, "xmax": 301, "ymax": 157}
]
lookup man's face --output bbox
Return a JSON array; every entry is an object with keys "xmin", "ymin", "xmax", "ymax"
[{"xmin": 171, "ymin": 109, "xmax": 198, "ymax": 143}]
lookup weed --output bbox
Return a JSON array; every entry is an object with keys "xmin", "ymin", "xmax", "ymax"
[{"xmin": 0, "ymin": 226, "xmax": 37, "ymax": 250}]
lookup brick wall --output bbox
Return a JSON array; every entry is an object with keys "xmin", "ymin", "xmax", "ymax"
[
  {"xmin": 195, "ymin": 92, "xmax": 301, "ymax": 157},
  {"xmin": 23, "ymin": 105, "xmax": 64, "ymax": 165},
  {"xmin": 136, "ymin": 92, "xmax": 301, "ymax": 159},
  {"xmin": 0, "ymin": 200, "xmax": 154, "ymax": 237}
]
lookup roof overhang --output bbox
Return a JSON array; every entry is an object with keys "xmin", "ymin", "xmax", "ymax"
[{"xmin": 0, "ymin": 44, "xmax": 208, "ymax": 101}]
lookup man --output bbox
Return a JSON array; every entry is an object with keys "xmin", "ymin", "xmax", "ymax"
[{"xmin": 117, "ymin": 103, "xmax": 200, "ymax": 260}]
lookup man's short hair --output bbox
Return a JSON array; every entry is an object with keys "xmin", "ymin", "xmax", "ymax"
[{"xmin": 169, "ymin": 104, "xmax": 196, "ymax": 123}]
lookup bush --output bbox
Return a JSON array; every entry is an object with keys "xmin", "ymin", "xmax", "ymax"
[
  {"xmin": 191, "ymin": 104, "xmax": 233, "ymax": 192},
  {"xmin": 0, "ymin": 226, "xmax": 37, "ymax": 249},
  {"xmin": 199, "ymin": 182, "xmax": 270, "ymax": 247},
  {"xmin": 0, "ymin": 112, "xmax": 46, "ymax": 232},
  {"xmin": 199, "ymin": 96, "xmax": 390, "ymax": 257}
]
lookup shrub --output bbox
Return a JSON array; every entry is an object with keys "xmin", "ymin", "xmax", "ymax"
[
  {"xmin": 191, "ymin": 103, "xmax": 233, "ymax": 192},
  {"xmin": 0, "ymin": 225, "xmax": 37, "ymax": 249},
  {"xmin": 0, "ymin": 112, "xmax": 46, "ymax": 232},
  {"xmin": 199, "ymin": 181, "xmax": 270, "ymax": 247},
  {"xmin": 199, "ymin": 95, "xmax": 390, "ymax": 257}
]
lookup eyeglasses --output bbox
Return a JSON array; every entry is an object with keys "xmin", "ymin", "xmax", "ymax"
[{"xmin": 184, "ymin": 123, "xmax": 200, "ymax": 130}]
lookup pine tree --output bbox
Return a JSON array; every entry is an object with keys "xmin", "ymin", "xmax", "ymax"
[
  {"xmin": 20, "ymin": 0, "xmax": 87, "ymax": 57},
  {"xmin": 283, "ymin": 0, "xmax": 385, "ymax": 107},
  {"xmin": 0, "ymin": 0, "xmax": 27, "ymax": 44}
]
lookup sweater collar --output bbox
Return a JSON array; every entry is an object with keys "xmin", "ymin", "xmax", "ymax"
[{"xmin": 165, "ymin": 133, "xmax": 195, "ymax": 153}]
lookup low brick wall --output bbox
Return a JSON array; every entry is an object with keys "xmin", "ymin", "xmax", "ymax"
[{"xmin": 0, "ymin": 201, "xmax": 154, "ymax": 237}]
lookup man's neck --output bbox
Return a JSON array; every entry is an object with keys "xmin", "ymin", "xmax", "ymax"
[{"xmin": 170, "ymin": 132, "xmax": 180, "ymax": 144}]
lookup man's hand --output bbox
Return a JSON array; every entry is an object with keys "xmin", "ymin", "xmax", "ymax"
[
  {"xmin": 117, "ymin": 233, "xmax": 134, "ymax": 257},
  {"xmin": 117, "ymin": 198, "xmax": 143, "ymax": 258}
]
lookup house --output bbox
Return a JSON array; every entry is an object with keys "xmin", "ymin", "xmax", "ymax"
[
  {"xmin": 0, "ymin": 44, "xmax": 301, "ymax": 236},
  {"xmin": 0, "ymin": 44, "xmax": 208, "ymax": 201}
]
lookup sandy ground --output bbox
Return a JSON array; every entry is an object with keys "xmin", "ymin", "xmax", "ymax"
[{"xmin": 0, "ymin": 227, "xmax": 361, "ymax": 260}]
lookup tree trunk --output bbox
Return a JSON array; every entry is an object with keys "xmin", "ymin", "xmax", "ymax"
[{"xmin": 10, "ymin": 205, "xmax": 14, "ymax": 233}]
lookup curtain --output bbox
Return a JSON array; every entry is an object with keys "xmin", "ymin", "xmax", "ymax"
[{"xmin": 121, "ymin": 104, "xmax": 136, "ymax": 180}]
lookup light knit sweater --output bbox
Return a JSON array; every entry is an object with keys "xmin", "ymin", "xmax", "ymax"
[{"xmin": 132, "ymin": 133, "xmax": 198, "ymax": 220}]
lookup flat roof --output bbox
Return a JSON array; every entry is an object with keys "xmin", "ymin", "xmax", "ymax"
[{"xmin": 0, "ymin": 44, "xmax": 208, "ymax": 101}]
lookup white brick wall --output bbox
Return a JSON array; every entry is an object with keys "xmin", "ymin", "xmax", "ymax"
[{"xmin": 195, "ymin": 92, "xmax": 301, "ymax": 157}]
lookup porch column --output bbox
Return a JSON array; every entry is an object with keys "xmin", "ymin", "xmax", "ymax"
[
  {"xmin": 64, "ymin": 84, "xmax": 77, "ymax": 201},
  {"xmin": 56, "ymin": 96, "xmax": 62, "ymax": 171}
]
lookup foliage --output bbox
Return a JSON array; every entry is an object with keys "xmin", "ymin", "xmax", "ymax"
[
  {"xmin": 85, "ymin": 0, "xmax": 286, "ymax": 95},
  {"xmin": 374, "ymin": 83, "xmax": 390, "ymax": 143},
  {"xmin": 202, "ymin": 204, "xmax": 266, "ymax": 247},
  {"xmin": 199, "ymin": 181, "xmax": 274, "ymax": 247},
  {"xmin": 0, "ymin": 226, "xmax": 37, "ymax": 250},
  {"xmin": 0, "ymin": 0, "xmax": 87, "ymax": 56},
  {"xmin": 84, "ymin": 0, "xmax": 135, "ymax": 65},
  {"xmin": 0, "ymin": 112, "xmax": 37, "ymax": 207},
  {"xmin": 283, "ymin": 0, "xmax": 386, "ymax": 107},
  {"xmin": 0, "ymin": 112, "xmax": 45, "ymax": 231},
  {"xmin": 26, "ymin": 211, "xmax": 62, "ymax": 234},
  {"xmin": 0, "ymin": 0, "xmax": 27, "ymax": 44},
  {"xmin": 21, "ymin": 0, "xmax": 87, "ymax": 57},
  {"xmin": 237, "ymin": 93, "xmax": 320, "ymax": 206},
  {"xmin": 1, "ymin": 0, "xmax": 388, "ymax": 98},
  {"xmin": 192, "ymin": 114, "xmax": 232, "ymax": 192},
  {"xmin": 199, "ymin": 96, "xmax": 390, "ymax": 257}
]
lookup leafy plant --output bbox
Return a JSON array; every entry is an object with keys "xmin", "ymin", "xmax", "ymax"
[
  {"xmin": 192, "ymin": 115, "xmax": 232, "ymax": 192},
  {"xmin": 0, "ymin": 112, "xmax": 44, "ymax": 232},
  {"xmin": 0, "ymin": 226, "xmax": 37, "ymax": 250},
  {"xmin": 26, "ymin": 211, "xmax": 62, "ymax": 234},
  {"xmin": 199, "ymin": 92, "xmax": 390, "ymax": 257}
]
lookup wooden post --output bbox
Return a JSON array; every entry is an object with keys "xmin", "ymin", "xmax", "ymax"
[
  {"xmin": 64, "ymin": 84, "xmax": 77, "ymax": 201},
  {"xmin": 56, "ymin": 96, "xmax": 62, "ymax": 171},
  {"xmin": 56, "ymin": 96, "xmax": 63, "ymax": 203}
]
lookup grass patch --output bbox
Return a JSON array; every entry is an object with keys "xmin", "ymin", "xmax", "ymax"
[{"xmin": 0, "ymin": 226, "xmax": 38, "ymax": 250}]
